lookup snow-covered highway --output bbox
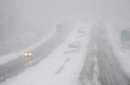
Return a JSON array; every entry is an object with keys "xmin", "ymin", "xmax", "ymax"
[
  {"xmin": 0, "ymin": 22, "xmax": 130, "ymax": 85},
  {"xmin": 1, "ymin": 0, "xmax": 130, "ymax": 84},
  {"xmin": 80, "ymin": 23, "xmax": 130, "ymax": 85},
  {"xmin": 0, "ymin": 23, "xmax": 92, "ymax": 85},
  {"xmin": 0, "ymin": 23, "xmax": 74, "ymax": 83}
]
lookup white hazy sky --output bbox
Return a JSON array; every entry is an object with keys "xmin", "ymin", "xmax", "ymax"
[
  {"xmin": 0, "ymin": 0, "xmax": 130, "ymax": 24},
  {"xmin": 21, "ymin": 0, "xmax": 130, "ymax": 22}
]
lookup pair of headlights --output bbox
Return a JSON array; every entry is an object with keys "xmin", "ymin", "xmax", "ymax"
[{"xmin": 24, "ymin": 51, "xmax": 32, "ymax": 56}]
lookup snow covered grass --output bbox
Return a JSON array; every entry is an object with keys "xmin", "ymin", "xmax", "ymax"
[
  {"xmin": 0, "ymin": 22, "xmax": 92, "ymax": 85},
  {"xmin": 105, "ymin": 23, "xmax": 130, "ymax": 76}
]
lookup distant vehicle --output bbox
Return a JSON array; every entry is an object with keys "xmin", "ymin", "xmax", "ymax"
[{"xmin": 24, "ymin": 51, "xmax": 32, "ymax": 64}]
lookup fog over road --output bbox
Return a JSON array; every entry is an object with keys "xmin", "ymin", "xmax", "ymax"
[
  {"xmin": 0, "ymin": 0, "xmax": 130, "ymax": 85},
  {"xmin": 0, "ymin": 22, "xmax": 130, "ymax": 85},
  {"xmin": 0, "ymin": 27, "xmax": 72, "ymax": 83},
  {"xmin": 80, "ymin": 23, "xmax": 130, "ymax": 85}
]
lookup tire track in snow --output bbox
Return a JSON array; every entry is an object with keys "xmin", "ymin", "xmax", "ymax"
[
  {"xmin": 79, "ymin": 25, "xmax": 100, "ymax": 85},
  {"xmin": 96, "ymin": 25, "xmax": 130, "ymax": 85}
]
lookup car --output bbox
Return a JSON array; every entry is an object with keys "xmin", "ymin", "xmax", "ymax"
[{"xmin": 24, "ymin": 51, "xmax": 32, "ymax": 64}]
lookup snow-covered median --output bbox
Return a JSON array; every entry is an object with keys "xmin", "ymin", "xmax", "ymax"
[{"xmin": 1, "ymin": 23, "xmax": 92, "ymax": 85}]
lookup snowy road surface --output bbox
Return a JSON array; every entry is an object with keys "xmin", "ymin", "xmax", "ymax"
[
  {"xmin": 80, "ymin": 23, "xmax": 130, "ymax": 85},
  {"xmin": 0, "ymin": 23, "xmax": 92, "ymax": 85},
  {"xmin": 0, "ymin": 22, "xmax": 130, "ymax": 85},
  {"xmin": 0, "ymin": 25, "xmax": 72, "ymax": 83}
]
